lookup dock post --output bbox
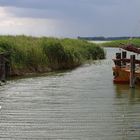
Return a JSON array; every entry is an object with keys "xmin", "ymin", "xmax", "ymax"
[
  {"xmin": 130, "ymin": 55, "xmax": 135, "ymax": 88},
  {"xmin": 122, "ymin": 51, "xmax": 127, "ymax": 66},
  {"xmin": 115, "ymin": 53, "xmax": 121, "ymax": 67}
]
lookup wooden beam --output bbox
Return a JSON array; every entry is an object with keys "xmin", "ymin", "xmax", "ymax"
[
  {"xmin": 115, "ymin": 53, "xmax": 121, "ymax": 66},
  {"xmin": 122, "ymin": 51, "xmax": 127, "ymax": 66},
  {"xmin": 130, "ymin": 55, "xmax": 135, "ymax": 88}
]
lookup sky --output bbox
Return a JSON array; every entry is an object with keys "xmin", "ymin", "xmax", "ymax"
[{"xmin": 0, "ymin": 0, "xmax": 140, "ymax": 38}]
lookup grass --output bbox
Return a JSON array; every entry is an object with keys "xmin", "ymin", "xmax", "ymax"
[
  {"xmin": 100, "ymin": 39, "xmax": 140, "ymax": 48},
  {"xmin": 0, "ymin": 35, "xmax": 105, "ymax": 76}
]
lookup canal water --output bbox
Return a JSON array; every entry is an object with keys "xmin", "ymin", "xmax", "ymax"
[{"xmin": 0, "ymin": 48, "xmax": 140, "ymax": 140}]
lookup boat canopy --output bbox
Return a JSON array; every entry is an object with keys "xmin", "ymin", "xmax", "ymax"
[{"xmin": 120, "ymin": 43, "xmax": 140, "ymax": 54}]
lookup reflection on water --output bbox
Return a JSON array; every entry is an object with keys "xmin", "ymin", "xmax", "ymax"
[
  {"xmin": 115, "ymin": 84, "xmax": 140, "ymax": 101},
  {"xmin": 0, "ymin": 48, "xmax": 140, "ymax": 140}
]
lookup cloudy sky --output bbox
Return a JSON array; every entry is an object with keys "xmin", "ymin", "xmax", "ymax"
[{"xmin": 0, "ymin": 0, "xmax": 140, "ymax": 38}]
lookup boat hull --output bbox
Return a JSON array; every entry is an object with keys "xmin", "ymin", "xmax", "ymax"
[
  {"xmin": 113, "ymin": 67, "xmax": 130, "ymax": 84},
  {"xmin": 113, "ymin": 66, "xmax": 140, "ymax": 84}
]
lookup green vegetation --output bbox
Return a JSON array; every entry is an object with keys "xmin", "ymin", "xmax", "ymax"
[
  {"xmin": 0, "ymin": 35, "xmax": 105, "ymax": 76},
  {"xmin": 100, "ymin": 39, "xmax": 140, "ymax": 48}
]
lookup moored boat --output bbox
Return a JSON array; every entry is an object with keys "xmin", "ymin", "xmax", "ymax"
[{"xmin": 112, "ymin": 44, "xmax": 140, "ymax": 84}]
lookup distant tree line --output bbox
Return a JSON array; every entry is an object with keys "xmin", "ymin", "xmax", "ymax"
[{"xmin": 77, "ymin": 36, "xmax": 140, "ymax": 41}]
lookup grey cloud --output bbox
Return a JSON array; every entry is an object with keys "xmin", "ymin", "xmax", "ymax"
[
  {"xmin": 0, "ymin": 0, "xmax": 118, "ymax": 9},
  {"xmin": 0, "ymin": 0, "xmax": 140, "ymax": 37}
]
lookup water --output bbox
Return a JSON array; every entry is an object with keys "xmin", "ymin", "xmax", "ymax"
[
  {"xmin": 0, "ymin": 48, "xmax": 140, "ymax": 140},
  {"xmin": 89, "ymin": 40, "xmax": 110, "ymax": 44}
]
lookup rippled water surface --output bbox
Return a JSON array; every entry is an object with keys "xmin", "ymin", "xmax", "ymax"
[{"xmin": 0, "ymin": 48, "xmax": 140, "ymax": 140}]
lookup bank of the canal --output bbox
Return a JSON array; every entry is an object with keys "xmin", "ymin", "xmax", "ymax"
[
  {"xmin": 0, "ymin": 36, "xmax": 105, "ymax": 79},
  {"xmin": 0, "ymin": 48, "xmax": 140, "ymax": 140}
]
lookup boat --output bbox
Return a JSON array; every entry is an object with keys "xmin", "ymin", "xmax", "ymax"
[
  {"xmin": 112, "ymin": 43, "xmax": 140, "ymax": 84},
  {"xmin": 120, "ymin": 43, "xmax": 140, "ymax": 54}
]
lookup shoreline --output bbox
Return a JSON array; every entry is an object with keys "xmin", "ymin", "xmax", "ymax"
[{"xmin": 0, "ymin": 35, "xmax": 105, "ymax": 81}]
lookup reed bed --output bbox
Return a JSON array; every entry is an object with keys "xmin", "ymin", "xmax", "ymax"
[
  {"xmin": 0, "ymin": 35, "xmax": 105, "ymax": 76},
  {"xmin": 100, "ymin": 39, "xmax": 140, "ymax": 48}
]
